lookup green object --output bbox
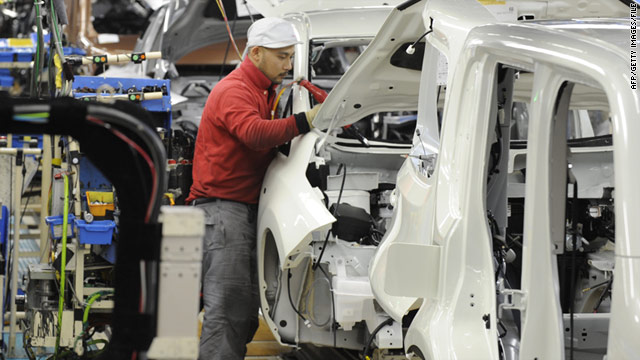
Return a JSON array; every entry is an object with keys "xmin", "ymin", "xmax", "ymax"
[
  {"xmin": 73, "ymin": 290, "xmax": 113, "ymax": 354},
  {"xmin": 84, "ymin": 292, "xmax": 103, "ymax": 324},
  {"xmin": 94, "ymin": 57, "xmax": 100, "ymax": 63},
  {"xmin": 17, "ymin": 112, "xmax": 49, "ymax": 118},
  {"xmin": 83, "ymin": 290, "xmax": 113, "ymax": 325},
  {"xmin": 129, "ymin": 94, "xmax": 136, "ymax": 101},
  {"xmin": 132, "ymin": 55, "xmax": 139, "ymax": 61}
]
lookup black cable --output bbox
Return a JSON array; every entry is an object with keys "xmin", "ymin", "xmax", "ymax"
[
  {"xmin": 593, "ymin": 278, "xmax": 613, "ymax": 313},
  {"xmin": 88, "ymin": 106, "xmax": 165, "ymax": 197},
  {"xmin": 498, "ymin": 320, "xmax": 508, "ymax": 338},
  {"xmin": 2, "ymin": 100, "xmax": 166, "ymax": 358},
  {"xmin": 29, "ymin": 3, "xmax": 39, "ymax": 97},
  {"xmin": 582, "ymin": 280, "xmax": 609, "ymax": 293},
  {"xmin": 48, "ymin": 27, "xmax": 55, "ymax": 98},
  {"xmin": 370, "ymin": 227, "xmax": 384, "ymax": 246},
  {"xmin": 286, "ymin": 268, "xmax": 308, "ymax": 324},
  {"xmin": 86, "ymin": 105, "xmax": 166, "ymax": 221},
  {"xmin": 105, "ymin": 108, "xmax": 166, "ymax": 320},
  {"xmin": 408, "ymin": 30, "xmax": 432, "ymax": 53},
  {"xmin": 35, "ymin": 5, "xmax": 45, "ymax": 97},
  {"xmin": 407, "ymin": 18, "xmax": 433, "ymax": 54},
  {"xmin": 313, "ymin": 164, "xmax": 347, "ymax": 271},
  {"xmin": 569, "ymin": 180, "xmax": 578, "ymax": 360},
  {"xmin": 316, "ymin": 265, "xmax": 336, "ymax": 348},
  {"xmin": 361, "ymin": 318, "xmax": 393, "ymax": 360},
  {"xmin": 81, "ymin": 108, "xmax": 165, "ymax": 358}
]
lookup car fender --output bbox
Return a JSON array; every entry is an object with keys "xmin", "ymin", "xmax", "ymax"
[{"xmin": 258, "ymin": 131, "xmax": 335, "ymax": 269}]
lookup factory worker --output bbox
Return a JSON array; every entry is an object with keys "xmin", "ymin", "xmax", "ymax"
[{"xmin": 187, "ymin": 17, "xmax": 321, "ymax": 360}]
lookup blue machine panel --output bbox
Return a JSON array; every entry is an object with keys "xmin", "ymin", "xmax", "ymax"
[{"xmin": 0, "ymin": 34, "xmax": 85, "ymax": 63}]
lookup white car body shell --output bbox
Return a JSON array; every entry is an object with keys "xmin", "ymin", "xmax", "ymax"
[
  {"xmin": 395, "ymin": 1, "xmax": 640, "ymax": 359},
  {"xmin": 251, "ymin": 0, "xmax": 639, "ymax": 357}
]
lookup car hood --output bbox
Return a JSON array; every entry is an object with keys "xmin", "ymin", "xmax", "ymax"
[
  {"xmin": 247, "ymin": 0, "xmax": 407, "ymax": 17},
  {"xmin": 311, "ymin": 0, "xmax": 427, "ymax": 130}
]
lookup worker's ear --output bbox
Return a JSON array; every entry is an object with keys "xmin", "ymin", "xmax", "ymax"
[{"xmin": 248, "ymin": 46, "xmax": 263, "ymax": 63}]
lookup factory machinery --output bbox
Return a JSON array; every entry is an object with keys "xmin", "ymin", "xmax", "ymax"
[
  {"xmin": 0, "ymin": 1, "xmax": 203, "ymax": 358},
  {"xmin": 1, "ymin": 97, "xmax": 203, "ymax": 360}
]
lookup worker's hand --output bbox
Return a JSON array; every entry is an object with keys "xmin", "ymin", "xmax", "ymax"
[{"xmin": 305, "ymin": 104, "xmax": 322, "ymax": 129}]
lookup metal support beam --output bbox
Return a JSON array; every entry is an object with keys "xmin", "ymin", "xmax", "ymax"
[{"xmin": 8, "ymin": 153, "xmax": 23, "ymax": 356}]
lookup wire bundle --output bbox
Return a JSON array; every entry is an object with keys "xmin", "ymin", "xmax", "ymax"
[
  {"xmin": 3, "ymin": 100, "xmax": 168, "ymax": 359},
  {"xmin": 215, "ymin": 0, "xmax": 243, "ymax": 60}
]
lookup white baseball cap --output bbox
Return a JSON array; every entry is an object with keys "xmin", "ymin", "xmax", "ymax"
[{"xmin": 246, "ymin": 17, "xmax": 302, "ymax": 49}]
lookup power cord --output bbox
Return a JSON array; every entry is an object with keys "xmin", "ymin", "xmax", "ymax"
[
  {"xmin": 313, "ymin": 164, "xmax": 347, "ymax": 271},
  {"xmin": 316, "ymin": 265, "xmax": 337, "ymax": 347},
  {"xmin": 406, "ymin": 18, "xmax": 434, "ymax": 55},
  {"xmin": 287, "ymin": 268, "xmax": 310, "ymax": 327},
  {"xmin": 361, "ymin": 318, "xmax": 393, "ymax": 360}
]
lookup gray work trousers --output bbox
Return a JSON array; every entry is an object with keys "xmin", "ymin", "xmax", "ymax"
[{"xmin": 196, "ymin": 199, "xmax": 260, "ymax": 360}]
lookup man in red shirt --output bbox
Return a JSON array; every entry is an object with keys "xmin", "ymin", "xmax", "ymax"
[{"xmin": 188, "ymin": 17, "xmax": 320, "ymax": 360}]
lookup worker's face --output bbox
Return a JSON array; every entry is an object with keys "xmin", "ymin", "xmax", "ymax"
[{"xmin": 252, "ymin": 45, "xmax": 295, "ymax": 84}]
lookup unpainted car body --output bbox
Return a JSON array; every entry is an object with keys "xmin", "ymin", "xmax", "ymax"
[
  {"xmin": 253, "ymin": 0, "xmax": 637, "ymax": 358},
  {"xmin": 380, "ymin": 1, "xmax": 639, "ymax": 359}
]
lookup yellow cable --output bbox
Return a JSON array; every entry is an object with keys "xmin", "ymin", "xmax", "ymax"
[
  {"xmin": 271, "ymin": 87, "xmax": 288, "ymax": 120},
  {"xmin": 54, "ymin": 53, "xmax": 62, "ymax": 90},
  {"xmin": 271, "ymin": 81, "xmax": 297, "ymax": 120},
  {"xmin": 215, "ymin": 0, "xmax": 243, "ymax": 59},
  {"xmin": 214, "ymin": 0, "xmax": 225, "ymax": 17},
  {"xmin": 163, "ymin": 193, "xmax": 175, "ymax": 206}
]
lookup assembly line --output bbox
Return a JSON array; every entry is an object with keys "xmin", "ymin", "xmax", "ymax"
[{"xmin": 0, "ymin": 0, "xmax": 638, "ymax": 359}]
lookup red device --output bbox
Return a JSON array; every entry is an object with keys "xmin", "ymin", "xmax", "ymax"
[{"xmin": 298, "ymin": 79, "xmax": 328, "ymax": 103}]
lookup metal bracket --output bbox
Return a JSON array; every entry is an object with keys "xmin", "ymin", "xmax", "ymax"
[{"xmin": 498, "ymin": 289, "xmax": 526, "ymax": 319}]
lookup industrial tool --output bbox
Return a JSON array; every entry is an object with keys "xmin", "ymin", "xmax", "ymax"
[{"xmin": 298, "ymin": 79, "xmax": 328, "ymax": 103}]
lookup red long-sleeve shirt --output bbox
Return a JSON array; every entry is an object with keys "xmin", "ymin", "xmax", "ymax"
[{"xmin": 187, "ymin": 58, "xmax": 309, "ymax": 204}]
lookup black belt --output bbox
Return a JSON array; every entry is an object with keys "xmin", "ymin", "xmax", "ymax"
[
  {"xmin": 191, "ymin": 197, "xmax": 221, "ymax": 206},
  {"xmin": 191, "ymin": 197, "xmax": 258, "ymax": 210}
]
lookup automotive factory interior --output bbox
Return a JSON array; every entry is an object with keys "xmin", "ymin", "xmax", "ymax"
[{"xmin": 0, "ymin": 0, "xmax": 638, "ymax": 359}]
